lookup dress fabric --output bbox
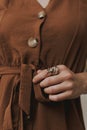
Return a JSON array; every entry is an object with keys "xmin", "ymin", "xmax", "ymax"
[{"xmin": 0, "ymin": 0, "xmax": 87, "ymax": 130}]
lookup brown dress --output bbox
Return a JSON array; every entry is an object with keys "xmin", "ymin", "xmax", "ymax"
[{"xmin": 0, "ymin": 0, "xmax": 87, "ymax": 130}]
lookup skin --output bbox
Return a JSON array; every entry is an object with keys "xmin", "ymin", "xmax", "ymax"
[
  {"xmin": 37, "ymin": 0, "xmax": 50, "ymax": 8},
  {"xmin": 32, "ymin": 65, "xmax": 87, "ymax": 102}
]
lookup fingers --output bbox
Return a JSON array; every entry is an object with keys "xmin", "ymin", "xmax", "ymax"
[
  {"xmin": 39, "ymin": 72, "xmax": 73, "ymax": 88},
  {"xmin": 33, "ymin": 69, "xmax": 48, "ymax": 83},
  {"xmin": 37, "ymin": 69, "xmax": 42, "ymax": 74},
  {"xmin": 44, "ymin": 80, "xmax": 73, "ymax": 94},
  {"xmin": 33, "ymin": 65, "xmax": 74, "ymax": 88},
  {"xmin": 32, "ymin": 64, "xmax": 76, "ymax": 102},
  {"xmin": 33, "ymin": 68, "xmax": 52, "ymax": 83},
  {"xmin": 49, "ymin": 90, "xmax": 72, "ymax": 102}
]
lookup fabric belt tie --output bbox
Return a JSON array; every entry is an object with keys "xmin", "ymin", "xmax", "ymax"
[
  {"xmin": 19, "ymin": 64, "xmax": 36, "ymax": 115},
  {"xmin": 0, "ymin": 63, "xmax": 36, "ymax": 130}
]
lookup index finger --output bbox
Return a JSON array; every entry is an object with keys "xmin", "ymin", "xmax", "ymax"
[{"xmin": 32, "ymin": 69, "xmax": 51, "ymax": 83}]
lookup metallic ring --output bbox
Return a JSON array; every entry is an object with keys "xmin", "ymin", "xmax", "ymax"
[{"xmin": 47, "ymin": 65, "xmax": 59, "ymax": 76}]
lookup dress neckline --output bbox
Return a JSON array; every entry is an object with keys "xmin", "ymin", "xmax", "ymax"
[
  {"xmin": 35, "ymin": 0, "xmax": 54, "ymax": 13},
  {"xmin": 36, "ymin": 0, "xmax": 51, "ymax": 9}
]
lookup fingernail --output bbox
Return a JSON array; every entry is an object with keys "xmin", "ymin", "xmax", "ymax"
[
  {"xmin": 40, "ymin": 82, "xmax": 44, "ymax": 87},
  {"xmin": 37, "ymin": 70, "xmax": 42, "ymax": 73},
  {"xmin": 32, "ymin": 78, "xmax": 36, "ymax": 83}
]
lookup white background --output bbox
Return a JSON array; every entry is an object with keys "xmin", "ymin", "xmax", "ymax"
[
  {"xmin": 81, "ymin": 61, "xmax": 87, "ymax": 130},
  {"xmin": 81, "ymin": 95, "xmax": 87, "ymax": 130}
]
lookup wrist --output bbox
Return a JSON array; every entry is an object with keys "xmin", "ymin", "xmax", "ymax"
[{"xmin": 76, "ymin": 72, "xmax": 87, "ymax": 94}]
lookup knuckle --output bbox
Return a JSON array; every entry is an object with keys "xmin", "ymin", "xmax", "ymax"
[
  {"xmin": 47, "ymin": 78, "xmax": 51, "ymax": 83},
  {"xmin": 66, "ymin": 72, "xmax": 73, "ymax": 79},
  {"xmin": 50, "ymin": 87, "xmax": 55, "ymax": 94},
  {"xmin": 61, "ymin": 65, "xmax": 66, "ymax": 69},
  {"xmin": 46, "ymin": 81, "xmax": 50, "ymax": 86},
  {"xmin": 46, "ymin": 77, "xmax": 52, "ymax": 84},
  {"xmin": 68, "ymin": 81, "xmax": 74, "ymax": 88},
  {"xmin": 39, "ymin": 73, "xmax": 45, "ymax": 79},
  {"xmin": 50, "ymin": 77, "xmax": 55, "ymax": 82}
]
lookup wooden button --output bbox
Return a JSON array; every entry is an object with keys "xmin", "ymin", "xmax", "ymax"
[
  {"xmin": 38, "ymin": 10, "xmax": 46, "ymax": 19},
  {"xmin": 28, "ymin": 37, "xmax": 38, "ymax": 48}
]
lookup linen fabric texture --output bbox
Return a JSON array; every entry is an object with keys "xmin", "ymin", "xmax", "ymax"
[{"xmin": 0, "ymin": 0, "xmax": 87, "ymax": 130}]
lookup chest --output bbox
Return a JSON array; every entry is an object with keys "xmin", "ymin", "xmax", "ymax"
[{"xmin": 36, "ymin": 0, "xmax": 50, "ymax": 8}]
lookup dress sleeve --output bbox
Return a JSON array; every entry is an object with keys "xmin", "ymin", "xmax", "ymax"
[
  {"xmin": 34, "ymin": 83, "xmax": 51, "ymax": 102},
  {"xmin": 33, "ymin": 71, "xmax": 51, "ymax": 102}
]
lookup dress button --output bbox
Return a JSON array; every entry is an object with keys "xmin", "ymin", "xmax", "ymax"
[
  {"xmin": 38, "ymin": 10, "xmax": 46, "ymax": 19},
  {"xmin": 28, "ymin": 37, "xmax": 38, "ymax": 48}
]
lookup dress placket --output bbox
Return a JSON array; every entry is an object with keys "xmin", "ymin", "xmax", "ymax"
[
  {"xmin": 18, "ymin": 5, "xmax": 48, "ymax": 130},
  {"xmin": 0, "ymin": 5, "xmax": 48, "ymax": 130}
]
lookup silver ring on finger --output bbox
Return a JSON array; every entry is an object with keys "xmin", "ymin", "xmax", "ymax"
[{"xmin": 47, "ymin": 65, "xmax": 59, "ymax": 76}]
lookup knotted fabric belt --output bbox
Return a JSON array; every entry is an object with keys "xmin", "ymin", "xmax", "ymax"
[{"xmin": 0, "ymin": 63, "xmax": 36, "ymax": 130}]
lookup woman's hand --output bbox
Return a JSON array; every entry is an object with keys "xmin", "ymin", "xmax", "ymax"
[{"xmin": 32, "ymin": 65, "xmax": 87, "ymax": 102}]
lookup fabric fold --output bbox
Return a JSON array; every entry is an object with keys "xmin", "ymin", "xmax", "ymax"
[
  {"xmin": 0, "ymin": 64, "xmax": 35, "ymax": 130},
  {"xmin": 0, "ymin": 64, "xmax": 51, "ymax": 130},
  {"xmin": 18, "ymin": 64, "xmax": 34, "ymax": 115},
  {"xmin": 3, "ymin": 85, "xmax": 14, "ymax": 130}
]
